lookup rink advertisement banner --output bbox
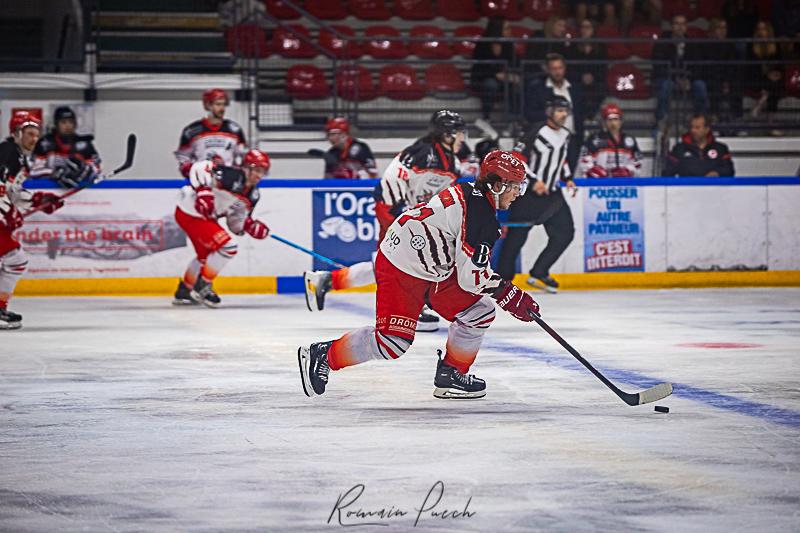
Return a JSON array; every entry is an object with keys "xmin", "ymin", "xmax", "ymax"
[
  {"xmin": 312, "ymin": 190, "xmax": 379, "ymax": 270},
  {"xmin": 582, "ymin": 186, "xmax": 645, "ymax": 272}
]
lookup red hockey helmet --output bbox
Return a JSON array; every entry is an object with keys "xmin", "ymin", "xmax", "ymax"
[
  {"xmin": 202, "ymin": 88, "xmax": 230, "ymax": 109},
  {"xmin": 325, "ymin": 117, "xmax": 350, "ymax": 134},
  {"xmin": 243, "ymin": 149, "xmax": 271, "ymax": 170},
  {"xmin": 601, "ymin": 103, "xmax": 623, "ymax": 120},
  {"xmin": 480, "ymin": 150, "xmax": 526, "ymax": 184},
  {"xmin": 8, "ymin": 110, "xmax": 42, "ymax": 136}
]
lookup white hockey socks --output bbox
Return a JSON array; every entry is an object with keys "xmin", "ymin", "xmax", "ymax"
[
  {"xmin": 0, "ymin": 248, "xmax": 28, "ymax": 309},
  {"xmin": 443, "ymin": 298, "xmax": 496, "ymax": 374},
  {"xmin": 327, "ymin": 326, "xmax": 412, "ymax": 370}
]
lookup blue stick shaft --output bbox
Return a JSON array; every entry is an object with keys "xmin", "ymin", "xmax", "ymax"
[{"xmin": 270, "ymin": 233, "xmax": 347, "ymax": 269}]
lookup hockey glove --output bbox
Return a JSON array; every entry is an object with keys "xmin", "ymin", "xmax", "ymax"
[
  {"xmin": 586, "ymin": 165, "xmax": 608, "ymax": 178},
  {"xmin": 194, "ymin": 187, "xmax": 215, "ymax": 219},
  {"xmin": 0, "ymin": 204, "xmax": 24, "ymax": 231},
  {"xmin": 243, "ymin": 217, "xmax": 269, "ymax": 239},
  {"xmin": 31, "ymin": 192, "xmax": 65, "ymax": 214},
  {"xmin": 179, "ymin": 161, "xmax": 193, "ymax": 178},
  {"xmin": 52, "ymin": 157, "xmax": 93, "ymax": 188},
  {"xmin": 492, "ymin": 281, "xmax": 539, "ymax": 322}
]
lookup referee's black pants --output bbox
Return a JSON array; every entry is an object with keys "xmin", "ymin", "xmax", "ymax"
[{"xmin": 497, "ymin": 188, "xmax": 575, "ymax": 281}]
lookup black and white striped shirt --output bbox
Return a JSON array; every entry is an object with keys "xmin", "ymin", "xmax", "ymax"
[{"xmin": 513, "ymin": 122, "xmax": 571, "ymax": 193}]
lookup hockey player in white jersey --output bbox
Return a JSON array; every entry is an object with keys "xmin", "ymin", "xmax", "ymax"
[
  {"xmin": 303, "ymin": 110, "xmax": 469, "ymax": 332},
  {"xmin": 298, "ymin": 150, "xmax": 540, "ymax": 399}
]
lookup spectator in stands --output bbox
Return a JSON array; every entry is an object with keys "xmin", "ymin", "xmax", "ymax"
[
  {"xmin": 600, "ymin": 2, "xmax": 620, "ymax": 28},
  {"xmin": 569, "ymin": 19, "xmax": 607, "ymax": 119},
  {"xmin": 663, "ymin": 114, "xmax": 735, "ymax": 177},
  {"xmin": 705, "ymin": 18, "xmax": 743, "ymax": 124},
  {"xmin": 526, "ymin": 16, "xmax": 572, "ymax": 75},
  {"xmin": 323, "ymin": 118, "xmax": 378, "ymax": 179},
  {"xmin": 525, "ymin": 53, "xmax": 584, "ymax": 170},
  {"xmin": 748, "ymin": 20, "xmax": 784, "ymax": 130},
  {"xmin": 722, "ymin": 0, "xmax": 758, "ymax": 52},
  {"xmin": 772, "ymin": 0, "xmax": 800, "ymax": 39},
  {"xmin": 572, "ymin": 1, "xmax": 603, "ymax": 23},
  {"xmin": 578, "ymin": 103, "xmax": 642, "ymax": 177},
  {"xmin": 470, "ymin": 18, "xmax": 520, "ymax": 121},
  {"xmin": 653, "ymin": 14, "xmax": 708, "ymax": 125}
]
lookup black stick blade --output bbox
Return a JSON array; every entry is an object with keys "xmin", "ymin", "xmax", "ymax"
[{"xmin": 112, "ymin": 134, "xmax": 137, "ymax": 175}]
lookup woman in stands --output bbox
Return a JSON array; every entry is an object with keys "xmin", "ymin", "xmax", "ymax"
[{"xmin": 470, "ymin": 17, "xmax": 520, "ymax": 121}]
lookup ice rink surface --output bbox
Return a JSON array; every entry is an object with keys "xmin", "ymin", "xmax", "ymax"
[{"xmin": 1, "ymin": 288, "xmax": 799, "ymax": 532}]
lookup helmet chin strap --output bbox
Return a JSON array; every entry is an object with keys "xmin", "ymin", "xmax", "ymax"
[{"xmin": 491, "ymin": 182, "xmax": 508, "ymax": 211}]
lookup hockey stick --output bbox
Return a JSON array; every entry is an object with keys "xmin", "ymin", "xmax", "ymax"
[
  {"xmin": 270, "ymin": 233, "xmax": 347, "ymax": 269},
  {"xmin": 531, "ymin": 313, "xmax": 673, "ymax": 406},
  {"xmin": 23, "ymin": 133, "xmax": 137, "ymax": 218}
]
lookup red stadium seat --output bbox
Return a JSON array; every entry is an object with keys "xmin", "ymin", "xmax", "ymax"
[
  {"xmin": 272, "ymin": 25, "xmax": 316, "ymax": 58},
  {"xmin": 595, "ymin": 25, "xmax": 630, "ymax": 59},
  {"xmin": 784, "ymin": 64, "xmax": 800, "ymax": 97},
  {"xmin": 336, "ymin": 65, "xmax": 377, "ymax": 100},
  {"xmin": 319, "ymin": 25, "xmax": 361, "ymax": 59},
  {"xmin": 394, "ymin": 0, "xmax": 435, "ymax": 20},
  {"xmin": 425, "ymin": 64, "xmax": 467, "ymax": 94},
  {"xmin": 696, "ymin": 0, "xmax": 724, "ymax": 20},
  {"xmin": 437, "ymin": 0, "xmax": 481, "ymax": 21},
  {"xmin": 662, "ymin": 0, "xmax": 697, "ymax": 20},
  {"xmin": 628, "ymin": 24, "xmax": 660, "ymax": 59},
  {"xmin": 480, "ymin": 0, "xmax": 523, "ymax": 20},
  {"xmin": 379, "ymin": 65, "xmax": 425, "ymax": 99},
  {"xmin": 409, "ymin": 25, "xmax": 453, "ymax": 59},
  {"xmin": 264, "ymin": 0, "xmax": 302, "ymax": 20},
  {"xmin": 364, "ymin": 25, "xmax": 408, "ymax": 58},
  {"xmin": 225, "ymin": 24, "xmax": 269, "ymax": 58},
  {"xmin": 286, "ymin": 64, "xmax": 330, "ymax": 99},
  {"xmin": 453, "ymin": 25, "xmax": 484, "ymax": 57},
  {"xmin": 606, "ymin": 64, "xmax": 648, "ymax": 99},
  {"xmin": 509, "ymin": 25, "xmax": 532, "ymax": 58},
  {"xmin": 522, "ymin": 0, "xmax": 561, "ymax": 21},
  {"xmin": 305, "ymin": 0, "xmax": 347, "ymax": 20},
  {"xmin": 350, "ymin": 0, "xmax": 392, "ymax": 20}
]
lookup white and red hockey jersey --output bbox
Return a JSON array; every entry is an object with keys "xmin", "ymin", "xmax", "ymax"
[
  {"xmin": 577, "ymin": 130, "xmax": 642, "ymax": 177},
  {"xmin": 174, "ymin": 118, "xmax": 247, "ymax": 176},
  {"xmin": 379, "ymin": 182, "xmax": 505, "ymax": 297},
  {"xmin": 378, "ymin": 139, "xmax": 463, "ymax": 213},
  {"xmin": 177, "ymin": 161, "xmax": 260, "ymax": 234},
  {"xmin": 0, "ymin": 138, "xmax": 34, "ymax": 218}
]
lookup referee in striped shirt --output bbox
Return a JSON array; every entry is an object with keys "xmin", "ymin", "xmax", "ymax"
[{"xmin": 496, "ymin": 96, "xmax": 577, "ymax": 293}]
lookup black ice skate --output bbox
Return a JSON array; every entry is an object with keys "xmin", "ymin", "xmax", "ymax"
[
  {"xmin": 303, "ymin": 270, "xmax": 332, "ymax": 312},
  {"xmin": 416, "ymin": 306, "xmax": 440, "ymax": 333},
  {"xmin": 297, "ymin": 341, "xmax": 333, "ymax": 397},
  {"xmin": 172, "ymin": 280, "xmax": 198, "ymax": 306},
  {"xmin": 527, "ymin": 274, "xmax": 559, "ymax": 294},
  {"xmin": 0, "ymin": 308, "xmax": 22, "ymax": 330},
  {"xmin": 433, "ymin": 351, "xmax": 486, "ymax": 399},
  {"xmin": 190, "ymin": 277, "xmax": 221, "ymax": 308}
]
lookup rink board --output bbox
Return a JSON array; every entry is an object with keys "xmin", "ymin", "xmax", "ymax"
[{"xmin": 16, "ymin": 177, "xmax": 800, "ymax": 295}]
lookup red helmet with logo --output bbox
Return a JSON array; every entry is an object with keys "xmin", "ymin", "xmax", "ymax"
[
  {"xmin": 601, "ymin": 103, "xmax": 623, "ymax": 120},
  {"xmin": 202, "ymin": 88, "xmax": 230, "ymax": 109},
  {"xmin": 480, "ymin": 150, "xmax": 526, "ymax": 184},
  {"xmin": 8, "ymin": 110, "xmax": 42, "ymax": 136},
  {"xmin": 243, "ymin": 149, "xmax": 271, "ymax": 171},
  {"xmin": 325, "ymin": 117, "xmax": 350, "ymax": 134}
]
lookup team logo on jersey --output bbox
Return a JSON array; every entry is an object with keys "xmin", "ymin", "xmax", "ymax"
[
  {"xmin": 471, "ymin": 242, "xmax": 491, "ymax": 268},
  {"xmin": 708, "ymin": 149, "xmax": 718, "ymax": 159},
  {"xmin": 624, "ymin": 137, "xmax": 634, "ymax": 148},
  {"xmin": 409, "ymin": 230, "xmax": 426, "ymax": 251},
  {"xmin": 350, "ymin": 144, "xmax": 360, "ymax": 156},
  {"xmin": 75, "ymin": 141, "xmax": 87, "ymax": 151}
]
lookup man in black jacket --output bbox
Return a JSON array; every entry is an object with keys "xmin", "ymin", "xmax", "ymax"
[{"xmin": 663, "ymin": 114, "xmax": 735, "ymax": 177}]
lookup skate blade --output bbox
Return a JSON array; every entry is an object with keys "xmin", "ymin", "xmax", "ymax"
[
  {"xmin": 433, "ymin": 387, "xmax": 486, "ymax": 399},
  {"xmin": 303, "ymin": 272, "xmax": 320, "ymax": 312},
  {"xmin": 526, "ymin": 278, "xmax": 558, "ymax": 294},
  {"xmin": 297, "ymin": 346, "xmax": 315, "ymax": 397},
  {"xmin": 171, "ymin": 298, "xmax": 199, "ymax": 306},
  {"xmin": 0, "ymin": 322, "xmax": 22, "ymax": 330}
]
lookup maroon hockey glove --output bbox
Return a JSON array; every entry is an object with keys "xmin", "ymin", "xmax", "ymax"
[
  {"xmin": 243, "ymin": 217, "xmax": 269, "ymax": 239},
  {"xmin": 32, "ymin": 192, "xmax": 65, "ymax": 214},
  {"xmin": 1, "ymin": 204, "xmax": 24, "ymax": 231},
  {"xmin": 194, "ymin": 187, "xmax": 215, "ymax": 219},
  {"xmin": 586, "ymin": 165, "xmax": 608, "ymax": 178},
  {"xmin": 493, "ymin": 281, "xmax": 540, "ymax": 322},
  {"xmin": 179, "ymin": 161, "xmax": 193, "ymax": 178}
]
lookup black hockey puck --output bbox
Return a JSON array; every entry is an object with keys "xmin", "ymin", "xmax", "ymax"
[{"xmin": 654, "ymin": 405, "xmax": 670, "ymax": 413}]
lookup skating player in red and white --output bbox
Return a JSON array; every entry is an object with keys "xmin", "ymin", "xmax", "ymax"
[
  {"xmin": 30, "ymin": 106, "xmax": 102, "ymax": 188},
  {"xmin": 174, "ymin": 88, "xmax": 247, "ymax": 178},
  {"xmin": 578, "ymin": 103, "xmax": 642, "ymax": 178},
  {"xmin": 322, "ymin": 117, "xmax": 378, "ymax": 179},
  {"xmin": 0, "ymin": 111, "xmax": 64, "ymax": 329},
  {"xmin": 172, "ymin": 150, "xmax": 271, "ymax": 307},
  {"xmin": 298, "ymin": 150, "xmax": 540, "ymax": 399},
  {"xmin": 303, "ymin": 110, "xmax": 468, "ymax": 332}
]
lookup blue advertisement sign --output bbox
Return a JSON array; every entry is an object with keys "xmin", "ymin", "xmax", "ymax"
[
  {"xmin": 583, "ymin": 186, "xmax": 645, "ymax": 272},
  {"xmin": 312, "ymin": 190, "xmax": 379, "ymax": 270}
]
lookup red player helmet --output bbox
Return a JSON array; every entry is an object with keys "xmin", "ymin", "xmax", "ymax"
[
  {"xmin": 480, "ymin": 150, "xmax": 526, "ymax": 184},
  {"xmin": 8, "ymin": 110, "xmax": 42, "ymax": 136},
  {"xmin": 243, "ymin": 149, "xmax": 271, "ymax": 171},
  {"xmin": 601, "ymin": 103, "xmax": 623, "ymax": 120},
  {"xmin": 202, "ymin": 88, "xmax": 230, "ymax": 109},
  {"xmin": 325, "ymin": 117, "xmax": 350, "ymax": 134}
]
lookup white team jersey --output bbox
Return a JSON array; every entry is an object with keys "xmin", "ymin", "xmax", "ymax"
[
  {"xmin": 176, "ymin": 161, "xmax": 255, "ymax": 234},
  {"xmin": 379, "ymin": 183, "xmax": 505, "ymax": 297},
  {"xmin": 174, "ymin": 118, "xmax": 247, "ymax": 171},
  {"xmin": 379, "ymin": 141, "xmax": 461, "ymax": 209}
]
